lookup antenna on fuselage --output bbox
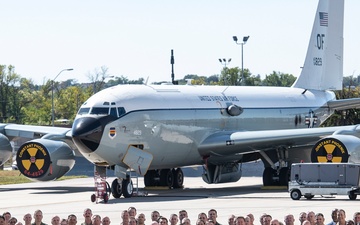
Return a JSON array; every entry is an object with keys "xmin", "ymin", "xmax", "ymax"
[{"xmin": 171, "ymin": 49, "xmax": 178, "ymax": 85}]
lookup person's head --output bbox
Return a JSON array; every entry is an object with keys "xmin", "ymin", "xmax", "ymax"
[
  {"xmin": 299, "ymin": 213, "xmax": 307, "ymax": 224},
  {"xmin": 169, "ymin": 214, "xmax": 178, "ymax": 225},
  {"xmin": 137, "ymin": 214, "xmax": 146, "ymax": 225},
  {"xmin": 129, "ymin": 217, "xmax": 136, "ymax": 225},
  {"xmin": 91, "ymin": 215, "xmax": 101, "ymax": 225},
  {"xmin": 0, "ymin": 216, "xmax": 6, "ymax": 225},
  {"xmin": 228, "ymin": 215, "xmax": 235, "ymax": 225},
  {"xmin": 198, "ymin": 214, "xmax": 207, "ymax": 223},
  {"xmin": 353, "ymin": 212, "xmax": 360, "ymax": 225},
  {"xmin": 235, "ymin": 217, "xmax": 246, "ymax": 225},
  {"xmin": 102, "ymin": 217, "xmax": 110, "ymax": 225},
  {"xmin": 33, "ymin": 210, "xmax": 43, "ymax": 223},
  {"xmin": 263, "ymin": 215, "xmax": 272, "ymax": 225},
  {"xmin": 179, "ymin": 211, "xmax": 187, "ymax": 222},
  {"xmin": 315, "ymin": 213, "xmax": 324, "ymax": 225},
  {"xmin": 338, "ymin": 210, "xmax": 346, "ymax": 223},
  {"xmin": 3, "ymin": 213, "xmax": 11, "ymax": 222},
  {"xmin": 60, "ymin": 219, "xmax": 68, "ymax": 225},
  {"xmin": 307, "ymin": 212, "xmax": 315, "ymax": 225},
  {"xmin": 208, "ymin": 210, "xmax": 217, "ymax": 222},
  {"xmin": 67, "ymin": 214, "xmax": 77, "ymax": 225},
  {"xmin": 331, "ymin": 209, "xmax": 339, "ymax": 222},
  {"xmin": 151, "ymin": 211, "xmax": 160, "ymax": 222},
  {"xmin": 302, "ymin": 221, "xmax": 311, "ymax": 225},
  {"xmin": 270, "ymin": 220, "xmax": 280, "ymax": 225},
  {"xmin": 128, "ymin": 207, "xmax": 137, "ymax": 218},
  {"xmin": 9, "ymin": 217, "xmax": 17, "ymax": 225},
  {"xmin": 23, "ymin": 214, "xmax": 32, "ymax": 224},
  {"xmin": 83, "ymin": 209, "xmax": 92, "ymax": 221},
  {"xmin": 159, "ymin": 217, "xmax": 168, "ymax": 225},
  {"xmin": 284, "ymin": 214, "xmax": 295, "ymax": 225},
  {"xmin": 51, "ymin": 216, "xmax": 60, "ymax": 225},
  {"xmin": 347, "ymin": 220, "xmax": 355, "ymax": 225},
  {"xmin": 122, "ymin": 210, "xmax": 130, "ymax": 221},
  {"xmin": 196, "ymin": 220, "xmax": 206, "ymax": 225},
  {"xmin": 181, "ymin": 218, "xmax": 190, "ymax": 225},
  {"xmin": 247, "ymin": 214, "xmax": 254, "ymax": 225}
]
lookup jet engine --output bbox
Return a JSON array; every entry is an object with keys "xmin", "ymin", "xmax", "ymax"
[
  {"xmin": 311, "ymin": 135, "xmax": 360, "ymax": 163},
  {"xmin": 16, "ymin": 139, "xmax": 75, "ymax": 181},
  {"xmin": 202, "ymin": 162, "xmax": 242, "ymax": 184},
  {"xmin": 0, "ymin": 133, "xmax": 12, "ymax": 166}
]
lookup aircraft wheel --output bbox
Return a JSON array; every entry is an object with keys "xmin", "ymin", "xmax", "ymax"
[
  {"xmin": 304, "ymin": 194, "xmax": 314, "ymax": 200},
  {"xmin": 103, "ymin": 193, "xmax": 109, "ymax": 203},
  {"xmin": 172, "ymin": 168, "xmax": 184, "ymax": 188},
  {"xmin": 105, "ymin": 181, "xmax": 111, "ymax": 197},
  {"xmin": 263, "ymin": 167, "xmax": 276, "ymax": 186},
  {"xmin": 144, "ymin": 170, "xmax": 156, "ymax": 187},
  {"xmin": 111, "ymin": 179, "xmax": 122, "ymax": 198},
  {"xmin": 279, "ymin": 167, "xmax": 290, "ymax": 186},
  {"xmin": 160, "ymin": 169, "xmax": 174, "ymax": 187},
  {"xmin": 91, "ymin": 194, "xmax": 96, "ymax": 202},
  {"xmin": 122, "ymin": 178, "xmax": 134, "ymax": 198},
  {"xmin": 349, "ymin": 192, "xmax": 357, "ymax": 200},
  {"xmin": 290, "ymin": 189, "xmax": 301, "ymax": 200}
]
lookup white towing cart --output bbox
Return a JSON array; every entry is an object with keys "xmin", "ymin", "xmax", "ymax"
[{"xmin": 288, "ymin": 163, "xmax": 360, "ymax": 200}]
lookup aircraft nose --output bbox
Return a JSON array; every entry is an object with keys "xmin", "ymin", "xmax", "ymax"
[{"xmin": 72, "ymin": 116, "xmax": 116, "ymax": 154}]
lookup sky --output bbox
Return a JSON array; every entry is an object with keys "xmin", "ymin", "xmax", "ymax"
[{"xmin": 1, "ymin": 0, "xmax": 359, "ymax": 85}]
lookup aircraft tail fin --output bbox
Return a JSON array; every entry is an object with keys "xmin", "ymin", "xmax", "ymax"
[{"xmin": 292, "ymin": 0, "xmax": 344, "ymax": 90}]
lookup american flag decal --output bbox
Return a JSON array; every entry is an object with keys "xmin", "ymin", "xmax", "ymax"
[
  {"xmin": 109, "ymin": 127, "xmax": 116, "ymax": 139},
  {"xmin": 319, "ymin": 12, "xmax": 328, "ymax": 27}
]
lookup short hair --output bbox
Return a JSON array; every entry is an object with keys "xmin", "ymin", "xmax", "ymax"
[{"xmin": 68, "ymin": 214, "xmax": 77, "ymax": 220}]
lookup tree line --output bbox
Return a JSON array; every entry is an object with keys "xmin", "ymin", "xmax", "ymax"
[{"xmin": 1, "ymin": 64, "xmax": 359, "ymax": 126}]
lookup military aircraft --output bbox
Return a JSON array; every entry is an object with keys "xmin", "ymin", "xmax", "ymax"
[{"xmin": 1, "ymin": 0, "xmax": 360, "ymax": 199}]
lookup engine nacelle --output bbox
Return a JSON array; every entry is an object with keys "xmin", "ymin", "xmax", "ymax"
[
  {"xmin": 202, "ymin": 163, "xmax": 242, "ymax": 184},
  {"xmin": 311, "ymin": 135, "xmax": 360, "ymax": 163},
  {"xmin": 16, "ymin": 139, "xmax": 75, "ymax": 181},
  {"xmin": 0, "ymin": 133, "xmax": 12, "ymax": 166}
]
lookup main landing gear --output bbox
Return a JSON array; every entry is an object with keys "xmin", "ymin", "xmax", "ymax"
[
  {"xmin": 260, "ymin": 147, "xmax": 290, "ymax": 186},
  {"xmin": 144, "ymin": 168, "xmax": 184, "ymax": 189}
]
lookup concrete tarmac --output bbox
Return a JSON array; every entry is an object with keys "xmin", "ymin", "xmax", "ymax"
[{"xmin": 1, "ymin": 176, "xmax": 359, "ymax": 225}]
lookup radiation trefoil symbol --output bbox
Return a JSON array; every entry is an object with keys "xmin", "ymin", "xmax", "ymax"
[
  {"xmin": 316, "ymin": 144, "xmax": 343, "ymax": 162},
  {"xmin": 16, "ymin": 142, "xmax": 50, "ymax": 178}
]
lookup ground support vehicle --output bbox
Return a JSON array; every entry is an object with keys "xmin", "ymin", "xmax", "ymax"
[{"xmin": 288, "ymin": 163, "xmax": 360, "ymax": 200}]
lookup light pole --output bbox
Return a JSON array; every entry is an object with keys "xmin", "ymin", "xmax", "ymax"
[
  {"xmin": 219, "ymin": 58, "xmax": 231, "ymax": 85},
  {"xmin": 233, "ymin": 35, "xmax": 250, "ymax": 85},
  {"xmin": 52, "ymin": 68, "xmax": 73, "ymax": 126}
]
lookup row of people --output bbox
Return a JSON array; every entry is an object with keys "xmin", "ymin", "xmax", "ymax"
[{"xmin": 2, "ymin": 207, "xmax": 360, "ymax": 225}]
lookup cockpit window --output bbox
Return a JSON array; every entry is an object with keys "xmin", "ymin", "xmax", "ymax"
[
  {"xmin": 118, "ymin": 107, "xmax": 126, "ymax": 116},
  {"xmin": 77, "ymin": 105, "xmax": 126, "ymax": 117},
  {"xmin": 78, "ymin": 107, "xmax": 90, "ymax": 115},
  {"xmin": 110, "ymin": 107, "xmax": 117, "ymax": 117},
  {"xmin": 90, "ymin": 107, "xmax": 109, "ymax": 115}
]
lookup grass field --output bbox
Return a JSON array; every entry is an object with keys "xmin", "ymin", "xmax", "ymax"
[{"xmin": 0, "ymin": 170, "xmax": 87, "ymax": 185}]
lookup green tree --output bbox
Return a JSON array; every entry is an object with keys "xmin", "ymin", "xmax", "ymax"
[
  {"xmin": 262, "ymin": 71, "xmax": 296, "ymax": 87},
  {"xmin": 0, "ymin": 65, "xmax": 21, "ymax": 122}
]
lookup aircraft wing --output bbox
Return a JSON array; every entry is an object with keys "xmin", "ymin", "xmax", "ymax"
[
  {"xmin": 0, "ymin": 123, "xmax": 72, "ymax": 140},
  {"xmin": 328, "ymin": 98, "xmax": 360, "ymax": 111},
  {"xmin": 198, "ymin": 125, "xmax": 360, "ymax": 157}
]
